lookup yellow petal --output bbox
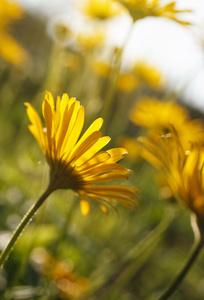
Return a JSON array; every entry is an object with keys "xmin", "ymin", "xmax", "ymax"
[
  {"xmin": 24, "ymin": 103, "xmax": 45, "ymax": 150},
  {"xmin": 83, "ymin": 173, "xmax": 128, "ymax": 183},
  {"xmin": 77, "ymin": 151, "xmax": 110, "ymax": 171},
  {"xmin": 76, "ymin": 117, "xmax": 103, "ymax": 148},
  {"xmin": 107, "ymin": 148, "xmax": 128, "ymax": 163},
  {"xmin": 99, "ymin": 203, "xmax": 108, "ymax": 214},
  {"xmin": 62, "ymin": 105, "xmax": 85, "ymax": 157},
  {"xmin": 80, "ymin": 163, "xmax": 132, "ymax": 176},
  {"xmin": 75, "ymin": 136, "xmax": 111, "ymax": 167},
  {"xmin": 69, "ymin": 131, "xmax": 102, "ymax": 162},
  {"xmin": 80, "ymin": 198, "xmax": 90, "ymax": 216}
]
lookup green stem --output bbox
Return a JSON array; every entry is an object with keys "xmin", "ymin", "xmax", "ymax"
[
  {"xmin": 0, "ymin": 186, "xmax": 53, "ymax": 269},
  {"xmin": 79, "ymin": 206, "xmax": 175, "ymax": 300},
  {"xmin": 158, "ymin": 237, "xmax": 203, "ymax": 300},
  {"xmin": 101, "ymin": 21, "xmax": 133, "ymax": 134}
]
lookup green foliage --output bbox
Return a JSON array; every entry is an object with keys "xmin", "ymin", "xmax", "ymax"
[{"xmin": 0, "ymin": 2, "xmax": 203, "ymax": 300}]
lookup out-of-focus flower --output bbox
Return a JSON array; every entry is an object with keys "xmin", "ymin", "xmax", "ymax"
[
  {"xmin": 76, "ymin": 30, "xmax": 105, "ymax": 51},
  {"xmin": 117, "ymin": 0, "xmax": 191, "ymax": 25},
  {"xmin": 133, "ymin": 61, "xmax": 162, "ymax": 89},
  {"xmin": 51, "ymin": 260, "xmax": 90, "ymax": 299},
  {"xmin": 139, "ymin": 136, "xmax": 204, "ymax": 234},
  {"xmin": 53, "ymin": 22, "xmax": 72, "ymax": 43},
  {"xmin": 92, "ymin": 59, "xmax": 112, "ymax": 77},
  {"xmin": 80, "ymin": 0, "xmax": 123, "ymax": 20},
  {"xmin": 30, "ymin": 247, "xmax": 53, "ymax": 274},
  {"xmin": 116, "ymin": 62, "xmax": 163, "ymax": 92},
  {"xmin": 130, "ymin": 97, "xmax": 204, "ymax": 150},
  {"xmin": 0, "ymin": 0, "xmax": 28, "ymax": 65},
  {"xmin": 117, "ymin": 72, "xmax": 139, "ymax": 92},
  {"xmin": 25, "ymin": 91, "xmax": 138, "ymax": 215},
  {"xmin": 30, "ymin": 248, "xmax": 90, "ymax": 299},
  {"xmin": 177, "ymin": 147, "xmax": 204, "ymax": 233},
  {"xmin": 132, "ymin": 97, "xmax": 204, "ymax": 234}
]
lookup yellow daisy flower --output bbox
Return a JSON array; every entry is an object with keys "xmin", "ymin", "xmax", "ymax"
[
  {"xmin": 0, "ymin": 0, "xmax": 28, "ymax": 65},
  {"xmin": 92, "ymin": 59, "xmax": 112, "ymax": 77},
  {"xmin": 76, "ymin": 30, "xmax": 105, "ymax": 51},
  {"xmin": 116, "ymin": 62, "xmax": 162, "ymax": 93},
  {"xmin": 139, "ymin": 134, "xmax": 204, "ymax": 233},
  {"xmin": 25, "ymin": 92, "xmax": 138, "ymax": 215},
  {"xmin": 53, "ymin": 22, "xmax": 72, "ymax": 43},
  {"xmin": 179, "ymin": 147, "xmax": 204, "ymax": 232},
  {"xmin": 130, "ymin": 97, "xmax": 204, "ymax": 150},
  {"xmin": 80, "ymin": 0, "xmax": 123, "ymax": 20},
  {"xmin": 117, "ymin": 72, "xmax": 139, "ymax": 92},
  {"xmin": 117, "ymin": 0, "xmax": 191, "ymax": 25},
  {"xmin": 132, "ymin": 97, "xmax": 204, "ymax": 232},
  {"xmin": 133, "ymin": 61, "xmax": 162, "ymax": 89}
]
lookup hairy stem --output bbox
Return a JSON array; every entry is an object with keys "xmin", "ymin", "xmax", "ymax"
[{"xmin": 0, "ymin": 186, "xmax": 53, "ymax": 269}]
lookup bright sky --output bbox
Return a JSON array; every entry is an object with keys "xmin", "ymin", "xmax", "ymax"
[{"xmin": 16, "ymin": 0, "xmax": 204, "ymax": 111}]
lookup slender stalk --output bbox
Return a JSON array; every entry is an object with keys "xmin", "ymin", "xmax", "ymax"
[
  {"xmin": 158, "ymin": 237, "xmax": 203, "ymax": 300},
  {"xmin": 0, "ymin": 186, "xmax": 53, "ymax": 269},
  {"xmin": 101, "ymin": 21, "xmax": 134, "ymax": 134},
  {"xmin": 79, "ymin": 206, "xmax": 175, "ymax": 300}
]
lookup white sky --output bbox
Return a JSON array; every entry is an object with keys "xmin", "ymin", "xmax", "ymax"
[{"xmin": 16, "ymin": 0, "xmax": 204, "ymax": 111}]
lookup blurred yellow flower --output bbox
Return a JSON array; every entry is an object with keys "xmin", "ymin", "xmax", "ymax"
[
  {"xmin": 0, "ymin": 0, "xmax": 28, "ymax": 65},
  {"xmin": 178, "ymin": 147, "xmax": 204, "ymax": 234},
  {"xmin": 25, "ymin": 92, "xmax": 138, "ymax": 215},
  {"xmin": 31, "ymin": 248, "xmax": 90, "ymax": 299},
  {"xmin": 139, "ymin": 135, "xmax": 204, "ymax": 233},
  {"xmin": 132, "ymin": 97, "xmax": 204, "ymax": 232},
  {"xmin": 92, "ymin": 59, "xmax": 112, "ymax": 77},
  {"xmin": 77, "ymin": 30, "xmax": 105, "ymax": 51},
  {"xmin": 133, "ymin": 61, "xmax": 162, "ymax": 89},
  {"xmin": 117, "ymin": 72, "xmax": 139, "ymax": 92},
  {"xmin": 51, "ymin": 260, "xmax": 90, "ymax": 299},
  {"xmin": 117, "ymin": 0, "xmax": 191, "ymax": 24},
  {"xmin": 53, "ymin": 22, "xmax": 72, "ymax": 43},
  {"xmin": 80, "ymin": 0, "xmax": 123, "ymax": 20},
  {"xmin": 176, "ymin": 147, "xmax": 204, "ymax": 218},
  {"xmin": 130, "ymin": 97, "xmax": 204, "ymax": 150},
  {"xmin": 116, "ymin": 62, "xmax": 162, "ymax": 92}
]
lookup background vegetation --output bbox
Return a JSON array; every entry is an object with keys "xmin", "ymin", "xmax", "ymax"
[{"xmin": 1, "ymin": 0, "xmax": 204, "ymax": 299}]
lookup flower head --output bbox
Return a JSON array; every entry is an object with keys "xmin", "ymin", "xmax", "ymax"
[
  {"xmin": 177, "ymin": 147, "xmax": 204, "ymax": 219},
  {"xmin": 117, "ymin": 72, "xmax": 139, "ymax": 92},
  {"xmin": 133, "ymin": 62, "xmax": 162, "ymax": 89},
  {"xmin": 140, "ymin": 136, "xmax": 204, "ymax": 233},
  {"xmin": 92, "ymin": 59, "xmax": 112, "ymax": 77},
  {"xmin": 130, "ymin": 97, "xmax": 204, "ymax": 151},
  {"xmin": 117, "ymin": 0, "xmax": 191, "ymax": 25},
  {"xmin": 132, "ymin": 98, "xmax": 204, "ymax": 234},
  {"xmin": 25, "ymin": 92, "xmax": 138, "ymax": 215},
  {"xmin": 80, "ymin": 0, "xmax": 123, "ymax": 20},
  {"xmin": 76, "ymin": 30, "xmax": 105, "ymax": 51}
]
